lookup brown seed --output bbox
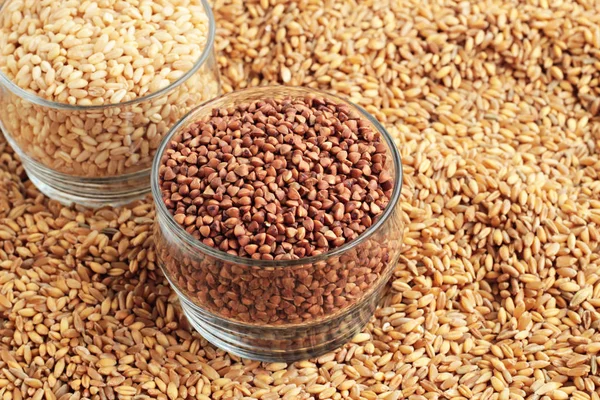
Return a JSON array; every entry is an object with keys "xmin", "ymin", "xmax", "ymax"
[{"xmin": 234, "ymin": 164, "xmax": 250, "ymax": 177}]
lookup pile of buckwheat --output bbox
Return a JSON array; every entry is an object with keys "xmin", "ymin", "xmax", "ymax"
[
  {"xmin": 1, "ymin": 0, "xmax": 600, "ymax": 399},
  {"xmin": 155, "ymin": 94, "xmax": 401, "ymax": 328},
  {"xmin": 159, "ymin": 96, "xmax": 394, "ymax": 259}
]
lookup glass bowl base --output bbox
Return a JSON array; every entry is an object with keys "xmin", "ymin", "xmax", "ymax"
[
  {"xmin": 175, "ymin": 282, "xmax": 386, "ymax": 363},
  {"xmin": 16, "ymin": 147, "xmax": 151, "ymax": 208},
  {"xmin": 180, "ymin": 301, "xmax": 367, "ymax": 362}
]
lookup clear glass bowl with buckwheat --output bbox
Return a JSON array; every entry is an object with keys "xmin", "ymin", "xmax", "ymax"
[
  {"xmin": 0, "ymin": 0, "xmax": 220, "ymax": 207},
  {"xmin": 152, "ymin": 86, "xmax": 404, "ymax": 361}
]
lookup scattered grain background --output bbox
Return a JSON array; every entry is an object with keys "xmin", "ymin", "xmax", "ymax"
[{"xmin": 1, "ymin": 0, "xmax": 600, "ymax": 399}]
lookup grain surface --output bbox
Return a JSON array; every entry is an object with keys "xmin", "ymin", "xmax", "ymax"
[{"xmin": 2, "ymin": 0, "xmax": 600, "ymax": 399}]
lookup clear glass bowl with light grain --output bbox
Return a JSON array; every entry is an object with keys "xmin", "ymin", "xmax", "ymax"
[{"xmin": 0, "ymin": 0, "xmax": 220, "ymax": 207}]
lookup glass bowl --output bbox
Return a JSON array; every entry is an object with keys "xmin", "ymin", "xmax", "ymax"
[
  {"xmin": 0, "ymin": 0, "xmax": 220, "ymax": 207},
  {"xmin": 152, "ymin": 86, "xmax": 404, "ymax": 362}
]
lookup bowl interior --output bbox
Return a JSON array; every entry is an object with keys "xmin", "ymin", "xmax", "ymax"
[{"xmin": 151, "ymin": 86, "xmax": 404, "ymax": 268}]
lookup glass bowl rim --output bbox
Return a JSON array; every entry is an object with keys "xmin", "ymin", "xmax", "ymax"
[
  {"xmin": 0, "ymin": 0, "xmax": 216, "ymax": 111},
  {"xmin": 151, "ymin": 85, "xmax": 404, "ymax": 268}
]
